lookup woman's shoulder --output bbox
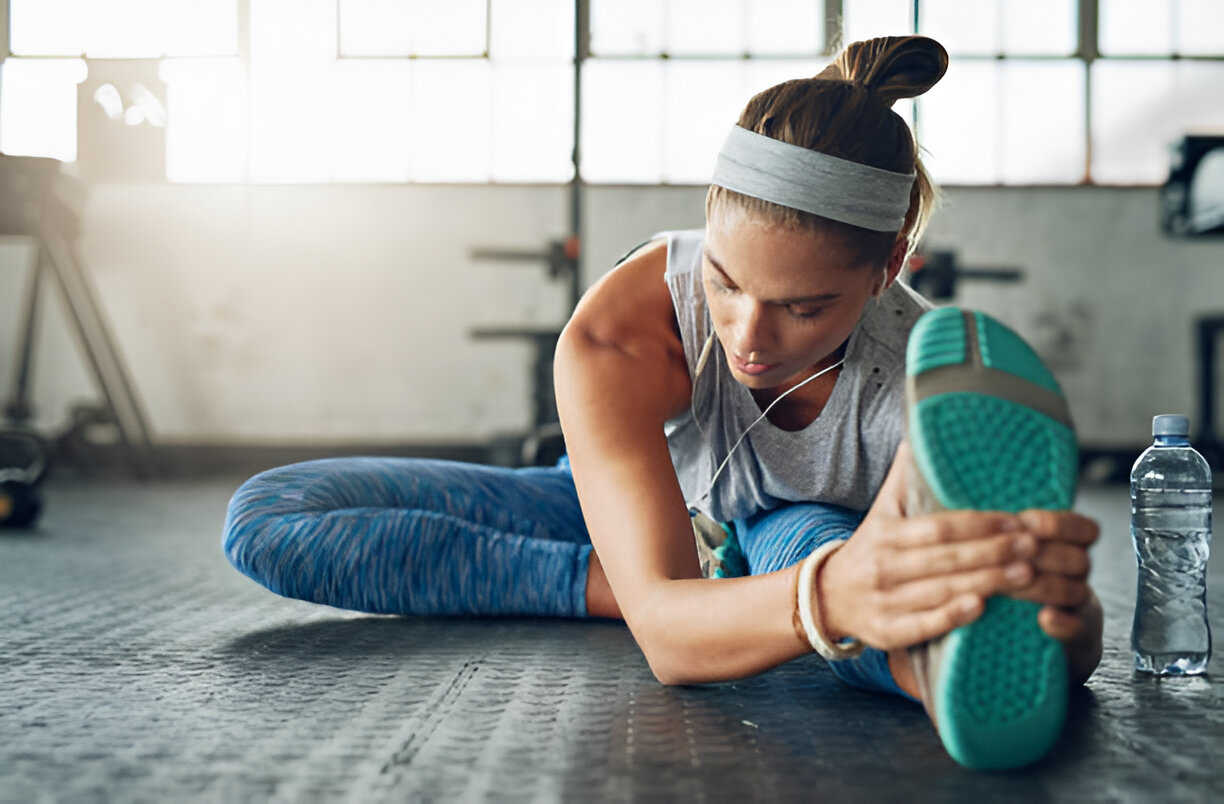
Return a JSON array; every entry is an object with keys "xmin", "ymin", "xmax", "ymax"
[
  {"xmin": 856, "ymin": 280, "xmax": 932, "ymax": 359},
  {"xmin": 566, "ymin": 236, "xmax": 678, "ymax": 350},
  {"xmin": 611, "ymin": 229, "xmax": 705, "ymax": 277}
]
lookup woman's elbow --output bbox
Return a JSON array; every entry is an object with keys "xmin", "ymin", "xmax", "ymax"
[
  {"xmin": 634, "ymin": 624, "xmax": 704, "ymax": 686},
  {"xmin": 644, "ymin": 650, "xmax": 690, "ymax": 687}
]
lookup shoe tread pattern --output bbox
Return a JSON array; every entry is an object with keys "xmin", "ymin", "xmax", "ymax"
[{"xmin": 907, "ymin": 308, "xmax": 1075, "ymax": 770}]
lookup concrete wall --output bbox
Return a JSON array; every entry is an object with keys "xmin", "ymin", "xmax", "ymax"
[{"xmin": 1, "ymin": 181, "xmax": 1221, "ymax": 451}]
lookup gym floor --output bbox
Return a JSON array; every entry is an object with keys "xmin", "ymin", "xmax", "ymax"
[{"xmin": 1, "ymin": 474, "xmax": 1220, "ymax": 802}]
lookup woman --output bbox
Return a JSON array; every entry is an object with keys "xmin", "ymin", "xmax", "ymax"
[{"xmin": 223, "ymin": 36, "xmax": 1103, "ymax": 770}]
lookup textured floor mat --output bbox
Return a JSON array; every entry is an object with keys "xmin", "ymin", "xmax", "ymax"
[{"xmin": 0, "ymin": 478, "xmax": 1220, "ymax": 801}]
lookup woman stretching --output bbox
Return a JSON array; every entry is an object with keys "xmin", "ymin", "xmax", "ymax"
[{"xmin": 223, "ymin": 35, "xmax": 1103, "ymax": 770}]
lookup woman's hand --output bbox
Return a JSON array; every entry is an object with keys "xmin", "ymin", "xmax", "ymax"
[{"xmin": 816, "ymin": 442, "xmax": 1102, "ymax": 661}]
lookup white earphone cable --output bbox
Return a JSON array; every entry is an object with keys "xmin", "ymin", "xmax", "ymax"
[{"xmin": 687, "ymin": 350, "xmax": 846, "ymax": 511}]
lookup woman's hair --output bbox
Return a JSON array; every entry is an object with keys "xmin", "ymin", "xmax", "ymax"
[{"xmin": 706, "ymin": 35, "xmax": 949, "ymax": 267}]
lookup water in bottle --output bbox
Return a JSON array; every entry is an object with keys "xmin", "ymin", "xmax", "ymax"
[{"xmin": 1130, "ymin": 414, "xmax": 1213, "ymax": 675}]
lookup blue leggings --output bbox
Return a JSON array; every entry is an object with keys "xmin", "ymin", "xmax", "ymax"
[{"xmin": 222, "ymin": 457, "xmax": 908, "ymax": 698}]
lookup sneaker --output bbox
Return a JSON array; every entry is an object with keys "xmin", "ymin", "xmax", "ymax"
[{"xmin": 903, "ymin": 307, "xmax": 1078, "ymax": 770}]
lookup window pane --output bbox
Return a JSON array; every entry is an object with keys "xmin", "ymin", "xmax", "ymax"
[
  {"xmin": 252, "ymin": 0, "xmax": 336, "ymax": 63},
  {"xmin": 490, "ymin": 0, "xmax": 575, "ymax": 60},
  {"xmin": 161, "ymin": 58, "xmax": 247, "ymax": 182},
  {"xmin": 893, "ymin": 98, "xmax": 916, "ymax": 137},
  {"xmin": 666, "ymin": 0, "xmax": 745, "ymax": 56},
  {"xmin": 1002, "ymin": 0, "xmax": 1077, "ymax": 55},
  {"xmin": 1093, "ymin": 61, "xmax": 1177, "ymax": 183},
  {"xmin": 743, "ymin": 59, "xmax": 826, "ymax": 99},
  {"xmin": 917, "ymin": 60, "xmax": 1000, "ymax": 184},
  {"xmin": 843, "ymin": 0, "xmax": 913, "ymax": 45},
  {"xmin": 409, "ymin": 61, "xmax": 492, "ymax": 182},
  {"xmin": 339, "ymin": 0, "xmax": 486, "ymax": 57},
  {"xmin": 10, "ymin": 0, "xmax": 237, "ymax": 58},
  {"xmin": 1093, "ymin": 61, "xmax": 1224, "ymax": 184},
  {"xmin": 492, "ymin": 63, "xmax": 574, "ymax": 182},
  {"xmin": 590, "ymin": 0, "xmax": 665, "ymax": 56},
  {"xmin": 328, "ymin": 60, "xmax": 412, "ymax": 182},
  {"xmin": 581, "ymin": 61, "xmax": 665, "ymax": 182},
  {"xmin": 1100, "ymin": 0, "xmax": 1173, "ymax": 55},
  {"xmin": 249, "ymin": 0, "xmax": 335, "ymax": 183},
  {"xmin": 338, "ymin": 0, "xmax": 411, "ymax": 56},
  {"xmin": 0, "ymin": 59, "xmax": 86, "ymax": 162},
  {"xmin": 1177, "ymin": 0, "xmax": 1224, "ymax": 55},
  {"xmin": 1000, "ymin": 60, "xmax": 1085, "ymax": 183},
  {"xmin": 10, "ymin": 0, "xmax": 88, "ymax": 55},
  {"xmin": 920, "ymin": 0, "xmax": 999, "ymax": 56},
  {"xmin": 664, "ymin": 62, "xmax": 746, "ymax": 183},
  {"xmin": 410, "ymin": 0, "xmax": 487, "ymax": 57},
  {"xmin": 1177, "ymin": 63, "xmax": 1224, "ymax": 135},
  {"xmin": 746, "ymin": 0, "xmax": 823, "ymax": 56}
]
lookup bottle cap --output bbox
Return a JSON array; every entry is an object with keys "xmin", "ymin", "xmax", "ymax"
[{"xmin": 1153, "ymin": 414, "xmax": 1190, "ymax": 437}]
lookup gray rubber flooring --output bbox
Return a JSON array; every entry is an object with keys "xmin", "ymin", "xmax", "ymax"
[{"xmin": 1, "ymin": 476, "xmax": 1221, "ymax": 802}]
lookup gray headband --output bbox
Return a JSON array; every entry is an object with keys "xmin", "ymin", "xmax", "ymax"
[{"xmin": 710, "ymin": 125, "xmax": 916, "ymax": 232}]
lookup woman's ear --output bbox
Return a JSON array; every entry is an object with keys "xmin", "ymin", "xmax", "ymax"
[{"xmin": 872, "ymin": 237, "xmax": 909, "ymax": 298}]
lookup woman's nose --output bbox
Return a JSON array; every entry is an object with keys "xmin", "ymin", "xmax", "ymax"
[{"xmin": 732, "ymin": 300, "xmax": 772, "ymax": 356}]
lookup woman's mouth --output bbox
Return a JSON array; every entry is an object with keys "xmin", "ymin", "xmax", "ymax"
[{"xmin": 732, "ymin": 354, "xmax": 777, "ymax": 376}]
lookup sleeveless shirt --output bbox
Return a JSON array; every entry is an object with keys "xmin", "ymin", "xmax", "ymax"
[{"xmin": 660, "ymin": 229, "xmax": 933, "ymax": 523}]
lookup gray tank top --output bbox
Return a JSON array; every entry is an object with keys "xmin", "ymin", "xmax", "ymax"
[{"xmin": 660, "ymin": 229, "xmax": 932, "ymax": 523}]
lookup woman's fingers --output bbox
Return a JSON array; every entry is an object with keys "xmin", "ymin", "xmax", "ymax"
[
  {"xmin": 890, "ymin": 509, "xmax": 1023, "ymax": 548},
  {"xmin": 834, "ymin": 505, "xmax": 1103, "ymax": 652},
  {"xmin": 892, "ymin": 509, "xmax": 1098, "ymax": 549},
  {"xmin": 1010, "ymin": 571, "xmax": 1092, "ymax": 609},
  {"xmin": 1037, "ymin": 605, "xmax": 1085, "ymax": 642},
  {"xmin": 885, "ymin": 561, "xmax": 1034, "ymax": 612},
  {"xmin": 864, "ymin": 594, "xmax": 985, "ymax": 651},
  {"xmin": 1019, "ymin": 509, "xmax": 1100, "ymax": 547},
  {"xmin": 874, "ymin": 531, "xmax": 1035, "ymax": 588},
  {"xmin": 1032, "ymin": 540, "xmax": 1092, "ymax": 578}
]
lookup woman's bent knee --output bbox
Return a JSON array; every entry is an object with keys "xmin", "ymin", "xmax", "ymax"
[{"xmin": 221, "ymin": 464, "xmax": 314, "ymax": 584}]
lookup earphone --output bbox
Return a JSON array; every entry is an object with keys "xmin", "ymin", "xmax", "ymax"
[{"xmin": 686, "ymin": 329, "xmax": 846, "ymax": 511}]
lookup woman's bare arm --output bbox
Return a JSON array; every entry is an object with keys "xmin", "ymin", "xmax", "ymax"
[{"xmin": 555, "ymin": 242, "xmax": 812, "ymax": 684}]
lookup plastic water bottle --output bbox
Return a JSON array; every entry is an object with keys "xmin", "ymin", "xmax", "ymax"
[{"xmin": 1130, "ymin": 414, "xmax": 1213, "ymax": 675}]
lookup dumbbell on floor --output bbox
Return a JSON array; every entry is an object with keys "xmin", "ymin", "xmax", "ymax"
[{"xmin": 0, "ymin": 479, "xmax": 42, "ymax": 528}]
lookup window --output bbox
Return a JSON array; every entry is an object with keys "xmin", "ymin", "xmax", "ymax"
[
  {"xmin": 583, "ymin": 0, "xmax": 1224, "ymax": 186},
  {"xmin": 4, "ymin": 1, "xmax": 1222, "ymax": 186},
  {"xmin": 915, "ymin": 0, "xmax": 1085, "ymax": 184},
  {"xmin": 3, "ymin": 0, "xmax": 573, "ymax": 183},
  {"xmin": 584, "ymin": 0, "xmax": 827, "ymax": 184},
  {"xmin": 1092, "ymin": 0, "xmax": 1224, "ymax": 183}
]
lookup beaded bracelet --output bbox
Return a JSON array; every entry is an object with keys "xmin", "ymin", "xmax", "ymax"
[{"xmin": 796, "ymin": 540, "xmax": 864, "ymax": 661}]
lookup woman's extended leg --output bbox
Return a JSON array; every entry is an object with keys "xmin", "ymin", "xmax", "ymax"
[
  {"xmin": 735, "ymin": 502, "xmax": 919, "ymax": 702},
  {"xmin": 222, "ymin": 457, "xmax": 593, "ymax": 617}
]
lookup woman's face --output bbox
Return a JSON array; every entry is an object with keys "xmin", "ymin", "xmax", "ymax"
[{"xmin": 703, "ymin": 211, "xmax": 886, "ymax": 391}]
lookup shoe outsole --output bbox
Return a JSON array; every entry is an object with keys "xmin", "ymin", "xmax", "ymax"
[{"xmin": 906, "ymin": 307, "xmax": 1077, "ymax": 770}]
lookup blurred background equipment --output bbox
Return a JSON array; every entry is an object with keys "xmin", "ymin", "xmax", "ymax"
[
  {"xmin": 0, "ymin": 428, "xmax": 45, "ymax": 527},
  {"xmin": 0, "ymin": 155, "xmax": 157, "ymax": 500},
  {"xmin": 907, "ymin": 248, "xmax": 1024, "ymax": 301},
  {"xmin": 470, "ymin": 236, "xmax": 580, "ymax": 468},
  {"xmin": 1161, "ymin": 135, "xmax": 1224, "ymax": 236}
]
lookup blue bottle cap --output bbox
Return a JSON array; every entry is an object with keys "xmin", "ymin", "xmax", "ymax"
[{"xmin": 1153, "ymin": 414, "xmax": 1190, "ymax": 437}]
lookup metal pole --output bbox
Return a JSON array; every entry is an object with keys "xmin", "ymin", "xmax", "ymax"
[
  {"xmin": 5, "ymin": 246, "xmax": 43, "ymax": 424},
  {"xmin": 569, "ymin": 0, "xmax": 589, "ymax": 311}
]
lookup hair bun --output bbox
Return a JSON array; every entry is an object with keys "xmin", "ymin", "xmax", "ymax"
[{"xmin": 822, "ymin": 35, "xmax": 949, "ymax": 107}]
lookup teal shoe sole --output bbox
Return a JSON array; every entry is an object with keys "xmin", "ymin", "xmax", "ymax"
[{"xmin": 906, "ymin": 308, "xmax": 1077, "ymax": 770}]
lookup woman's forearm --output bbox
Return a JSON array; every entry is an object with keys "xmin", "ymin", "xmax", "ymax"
[{"xmin": 625, "ymin": 567, "xmax": 811, "ymax": 685}]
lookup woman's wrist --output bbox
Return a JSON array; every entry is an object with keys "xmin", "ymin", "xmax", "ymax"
[{"xmin": 795, "ymin": 541, "xmax": 863, "ymax": 660}]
